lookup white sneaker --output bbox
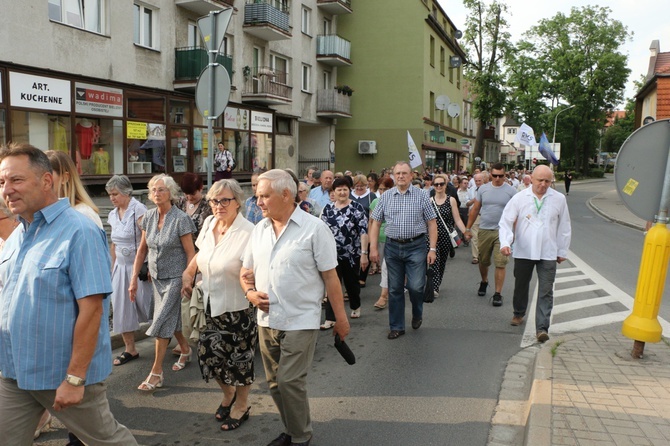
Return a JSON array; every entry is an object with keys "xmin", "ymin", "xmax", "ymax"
[
  {"xmin": 351, "ymin": 308, "xmax": 361, "ymax": 318},
  {"xmin": 433, "ymin": 290, "xmax": 439, "ymax": 298},
  {"xmin": 320, "ymin": 320, "xmax": 335, "ymax": 330}
]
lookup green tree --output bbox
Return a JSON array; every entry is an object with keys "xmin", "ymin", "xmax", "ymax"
[
  {"xmin": 508, "ymin": 6, "xmax": 631, "ymax": 174},
  {"xmin": 602, "ymin": 99, "xmax": 635, "ymax": 152},
  {"xmin": 461, "ymin": 0, "xmax": 512, "ymax": 162}
]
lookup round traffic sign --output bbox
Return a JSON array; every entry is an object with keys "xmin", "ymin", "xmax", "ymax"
[
  {"xmin": 195, "ymin": 64, "xmax": 231, "ymax": 120},
  {"xmin": 615, "ymin": 119, "xmax": 670, "ymax": 221}
]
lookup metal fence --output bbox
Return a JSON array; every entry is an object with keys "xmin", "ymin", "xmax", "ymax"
[{"xmin": 298, "ymin": 156, "xmax": 330, "ymax": 178}]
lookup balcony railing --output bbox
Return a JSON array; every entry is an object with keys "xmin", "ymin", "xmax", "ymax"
[
  {"xmin": 242, "ymin": 66, "xmax": 292, "ymax": 104},
  {"xmin": 244, "ymin": 0, "xmax": 291, "ymax": 40},
  {"xmin": 175, "ymin": 47, "xmax": 233, "ymax": 81},
  {"xmin": 317, "ymin": 89, "xmax": 351, "ymax": 118},
  {"xmin": 317, "ymin": 0, "xmax": 352, "ymax": 15},
  {"xmin": 316, "ymin": 35, "xmax": 352, "ymax": 66}
]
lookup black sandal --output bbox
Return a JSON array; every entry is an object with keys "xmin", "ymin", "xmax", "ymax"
[
  {"xmin": 215, "ymin": 393, "xmax": 237, "ymax": 421},
  {"xmin": 220, "ymin": 407, "xmax": 251, "ymax": 431},
  {"xmin": 113, "ymin": 351, "xmax": 139, "ymax": 366}
]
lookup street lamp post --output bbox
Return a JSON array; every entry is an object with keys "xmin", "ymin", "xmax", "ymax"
[{"xmin": 552, "ymin": 104, "xmax": 575, "ymax": 146}]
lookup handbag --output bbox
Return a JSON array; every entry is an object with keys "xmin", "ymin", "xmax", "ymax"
[
  {"xmin": 132, "ymin": 214, "xmax": 150, "ymax": 281},
  {"xmin": 423, "ymin": 265, "xmax": 435, "ymax": 303}
]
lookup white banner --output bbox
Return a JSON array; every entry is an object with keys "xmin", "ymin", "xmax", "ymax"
[
  {"xmin": 514, "ymin": 123, "xmax": 537, "ymax": 147},
  {"xmin": 10, "ymin": 72, "xmax": 71, "ymax": 112},
  {"xmin": 251, "ymin": 111, "xmax": 273, "ymax": 133},
  {"xmin": 408, "ymin": 131, "xmax": 423, "ymax": 169}
]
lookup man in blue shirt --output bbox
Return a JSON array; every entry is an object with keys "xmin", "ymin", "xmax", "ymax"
[
  {"xmin": 308, "ymin": 169, "xmax": 334, "ymax": 208},
  {"xmin": 245, "ymin": 173, "xmax": 264, "ymax": 224},
  {"xmin": 0, "ymin": 144, "xmax": 136, "ymax": 445}
]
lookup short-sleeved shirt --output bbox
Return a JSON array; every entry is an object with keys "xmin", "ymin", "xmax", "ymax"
[
  {"xmin": 140, "ymin": 206, "xmax": 196, "ymax": 279},
  {"xmin": 309, "ymin": 186, "xmax": 331, "ymax": 208},
  {"xmin": 476, "ymin": 182, "xmax": 517, "ymax": 230},
  {"xmin": 242, "ymin": 206, "xmax": 338, "ymax": 330},
  {"xmin": 370, "ymin": 186, "xmax": 436, "ymax": 240},
  {"xmin": 320, "ymin": 201, "xmax": 368, "ymax": 268},
  {"xmin": 245, "ymin": 196, "xmax": 264, "ymax": 224},
  {"xmin": 369, "ymin": 197, "xmax": 386, "ymax": 243},
  {"xmin": 0, "ymin": 198, "xmax": 113, "ymax": 390}
]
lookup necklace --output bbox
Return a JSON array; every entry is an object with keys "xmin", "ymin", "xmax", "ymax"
[{"xmin": 188, "ymin": 203, "xmax": 195, "ymax": 210}]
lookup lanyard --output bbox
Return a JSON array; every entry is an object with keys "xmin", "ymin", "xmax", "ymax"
[{"xmin": 533, "ymin": 196, "xmax": 544, "ymax": 214}]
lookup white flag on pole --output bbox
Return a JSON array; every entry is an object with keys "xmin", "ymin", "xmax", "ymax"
[
  {"xmin": 408, "ymin": 131, "xmax": 423, "ymax": 169},
  {"xmin": 514, "ymin": 123, "xmax": 537, "ymax": 147}
]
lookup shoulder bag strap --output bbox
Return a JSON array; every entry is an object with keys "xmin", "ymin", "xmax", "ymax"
[{"xmin": 431, "ymin": 197, "xmax": 452, "ymax": 232}]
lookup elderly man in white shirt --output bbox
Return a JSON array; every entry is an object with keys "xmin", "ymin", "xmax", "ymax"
[
  {"xmin": 499, "ymin": 165, "xmax": 571, "ymax": 343},
  {"xmin": 241, "ymin": 169, "xmax": 349, "ymax": 446}
]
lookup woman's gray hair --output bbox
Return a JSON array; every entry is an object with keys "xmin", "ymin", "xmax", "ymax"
[
  {"xmin": 148, "ymin": 174, "xmax": 180, "ymax": 204},
  {"xmin": 105, "ymin": 175, "xmax": 133, "ymax": 196},
  {"xmin": 206, "ymin": 179, "xmax": 244, "ymax": 214},
  {"xmin": 258, "ymin": 169, "xmax": 297, "ymax": 198}
]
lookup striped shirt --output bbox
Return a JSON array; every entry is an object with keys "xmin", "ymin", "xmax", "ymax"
[
  {"xmin": 0, "ymin": 198, "xmax": 113, "ymax": 390},
  {"xmin": 371, "ymin": 186, "xmax": 437, "ymax": 240}
]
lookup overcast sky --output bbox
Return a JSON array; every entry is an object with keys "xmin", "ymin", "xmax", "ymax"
[{"xmin": 437, "ymin": 0, "xmax": 667, "ymax": 108}]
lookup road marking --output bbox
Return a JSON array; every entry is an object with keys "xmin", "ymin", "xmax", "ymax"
[{"xmin": 520, "ymin": 250, "xmax": 670, "ymax": 347}]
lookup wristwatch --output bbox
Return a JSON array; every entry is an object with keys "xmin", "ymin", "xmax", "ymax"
[
  {"xmin": 65, "ymin": 374, "xmax": 86, "ymax": 387},
  {"xmin": 244, "ymin": 287, "xmax": 256, "ymax": 298},
  {"xmin": 429, "ymin": 248, "xmax": 437, "ymax": 252}
]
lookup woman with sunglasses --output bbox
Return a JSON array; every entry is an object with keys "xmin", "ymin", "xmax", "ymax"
[
  {"xmin": 181, "ymin": 179, "xmax": 257, "ymax": 431},
  {"xmin": 430, "ymin": 174, "xmax": 467, "ymax": 298}
]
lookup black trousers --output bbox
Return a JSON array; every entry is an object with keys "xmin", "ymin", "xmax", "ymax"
[{"xmin": 325, "ymin": 257, "xmax": 361, "ymax": 320}]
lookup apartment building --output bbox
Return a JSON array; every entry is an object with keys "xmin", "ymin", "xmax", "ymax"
[
  {"xmin": 0, "ymin": 0, "xmax": 352, "ymax": 184},
  {"xmin": 333, "ymin": 0, "xmax": 467, "ymax": 173}
]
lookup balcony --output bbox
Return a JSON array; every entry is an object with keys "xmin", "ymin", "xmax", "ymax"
[
  {"xmin": 241, "ymin": 66, "xmax": 292, "ymax": 105},
  {"xmin": 316, "ymin": 35, "xmax": 352, "ymax": 66},
  {"xmin": 175, "ymin": 0, "xmax": 231, "ymax": 15},
  {"xmin": 244, "ymin": 0, "xmax": 291, "ymax": 41},
  {"xmin": 174, "ymin": 47, "xmax": 233, "ymax": 90},
  {"xmin": 317, "ymin": 89, "xmax": 351, "ymax": 118},
  {"xmin": 317, "ymin": 0, "xmax": 352, "ymax": 15}
]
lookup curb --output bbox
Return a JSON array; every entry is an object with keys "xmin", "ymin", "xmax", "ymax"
[
  {"xmin": 587, "ymin": 196, "xmax": 646, "ymax": 232},
  {"xmin": 524, "ymin": 343, "xmax": 554, "ymax": 445}
]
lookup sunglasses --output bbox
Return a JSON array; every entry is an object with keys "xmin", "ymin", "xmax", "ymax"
[
  {"xmin": 433, "ymin": 182, "xmax": 446, "ymax": 186},
  {"xmin": 491, "ymin": 174, "xmax": 505, "ymax": 178},
  {"xmin": 209, "ymin": 198, "xmax": 234, "ymax": 207}
]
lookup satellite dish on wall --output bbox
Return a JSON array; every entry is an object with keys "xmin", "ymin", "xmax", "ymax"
[
  {"xmin": 454, "ymin": 30, "xmax": 463, "ymax": 39},
  {"xmin": 435, "ymin": 95, "xmax": 450, "ymax": 110},
  {"xmin": 447, "ymin": 103, "xmax": 461, "ymax": 118},
  {"xmin": 449, "ymin": 56, "xmax": 462, "ymax": 68}
]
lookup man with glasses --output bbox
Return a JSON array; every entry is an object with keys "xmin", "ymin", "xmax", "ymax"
[
  {"xmin": 499, "ymin": 165, "xmax": 571, "ymax": 342},
  {"xmin": 464, "ymin": 163, "xmax": 516, "ymax": 306},
  {"xmin": 369, "ymin": 161, "xmax": 437, "ymax": 340}
]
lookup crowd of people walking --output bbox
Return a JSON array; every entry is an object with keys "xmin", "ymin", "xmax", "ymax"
[{"xmin": 0, "ymin": 142, "xmax": 570, "ymax": 445}]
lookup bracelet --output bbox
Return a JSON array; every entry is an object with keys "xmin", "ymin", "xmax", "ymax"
[
  {"xmin": 244, "ymin": 287, "xmax": 256, "ymax": 298},
  {"xmin": 361, "ymin": 251, "xmax": 369, "ymax": 255},
  {"xmin": 465, "ymin": 228, "xmax": 471, "ymax": 232},
  {"xmin": 429, "ymin": 248, "xmax": 437, "ymax": 252}
]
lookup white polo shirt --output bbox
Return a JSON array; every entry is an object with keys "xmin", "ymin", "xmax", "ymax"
[{"xmin": 242, "ymin": 206, "xmax": 338, "ymax": 330}]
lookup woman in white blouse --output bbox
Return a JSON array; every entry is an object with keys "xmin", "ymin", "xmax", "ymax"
[{"xmin": 181, "ymin": 179, "xmax": 257, "ymax": 432}]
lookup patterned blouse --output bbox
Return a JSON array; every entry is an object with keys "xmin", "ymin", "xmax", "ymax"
[
  {"xmin": 320, "ymin": 200, "xmax": 368, "ymax": 268},
  {"xmin": 177, "ymin": 196, "xmax": 212, "ymax": 245}
]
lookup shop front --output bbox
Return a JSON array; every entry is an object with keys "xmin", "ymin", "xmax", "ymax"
[
  {"xmin": 422, "ymin": 142, "xmax": 468, "ymax": 174},
  {"xmin": 0, "ymin": 64, "xmax": 274, "ymax": 185}
]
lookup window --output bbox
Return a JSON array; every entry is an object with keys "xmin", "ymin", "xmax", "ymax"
[
  {"xmin": 301, "ymin": 7, "xmax": 310, "ymax": 35},
  {"xmin": 276, "ymin": 117, "xmax": 292, "ymax": 135},
  {"xmin": 457, "ymin": 68, "xmax": 461, "ymax": 89},
  {"xmin": 322, "ymin": 71, "xmax": 331, "ymax": 89},
  {"xmin": 508, "ymin": 128, "xmax": 517, "ymax": 135},
  {"xmin": 440, "ymin": 47, "xmax": 445, "ymax": 75},
  {"xmin": 133, "ymin": 2, "xmax": 158, "ymax": 49},
  {"xmin": 270, "ymin": 55, "xmax": 289, "ymax": 84},
  {"xmin": 430, "ymin": 36, "xmax": 435, "ymax": 67},
  {"xmin": 430, "ymin": 92, "xmax": 435, "ymax": 121},
  {"xmin": 48, "ymin": 0, "xmax": 105, "ymax": 34},
  {"xmin": 449, "ymin": 63, "xmax": 454, "ymax": 83},
  {"xmin": 301, "ymin": 65, "xmax": 311, "ymax": 92},
  {"xmin": 323, "ymin": 18, "xmax": 331, "ymax": 35}
]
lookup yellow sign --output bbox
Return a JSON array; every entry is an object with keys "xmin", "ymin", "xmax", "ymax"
[
  {"xmin": 622, "ymin": 178, "xmax": 639, "ymax": 196},
  {"xmin": 127, "ymin": 121, "xmax": 147, "ymax": 139}
]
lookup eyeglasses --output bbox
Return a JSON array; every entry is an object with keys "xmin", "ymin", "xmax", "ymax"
[
  {"xmin": 491, "ymin": 174, "xmax": 505, "ymax": 178},
  {"xmin": 209, "ymin": 198, "xmax": 234, "ymax": 207},
  {"xmin": 433, "ymin": 182, "xmax": 446, "ymax": 187},
  {"xmin": 150, "ymin": 188, "xmax": 169, "ymax": 194}
]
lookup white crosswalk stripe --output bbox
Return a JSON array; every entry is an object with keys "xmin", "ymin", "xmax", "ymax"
[{"xmin": 520, "ymin": 250, "xmax": 670, "ymax": 347}]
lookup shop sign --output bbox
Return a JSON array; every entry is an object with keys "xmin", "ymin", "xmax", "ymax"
[
  {"xmin": 250, "ymin": 111, "xmax": 273, "ymax": 133},
  {"xmin": 10, "ymin": 72, "xmax": 70, "ymax": 112},
  {"xmin": 224, "ymin": 107, "xmax": 249, "ymax": 130},
  {"xmin": 75, "ymin": 82, "xmax": 123, "ymax": 117},
  {"xmin": 127, "ymin": 121, "xmax": 147, "ymax": 139}
]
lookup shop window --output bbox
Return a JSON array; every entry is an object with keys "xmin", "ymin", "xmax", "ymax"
[
  {"xmin": 10, "ymin": 111, "xmax": 71, "ymax": 153},
  {"xmin": 75, "ymin": 117, "xmax": 122, "ymax": 175},
  {"xmin": 127, "ymin": 91, "xmax": 165, "ymax": 122},
  {"xmin": 170, "ymin": 128, "xmax": 189, "ymax": 173},
  {"xmin": 194, "ymin": 128, "xmax": 223, "ymax": 173},
  {"xmin": 133, "ymin": 2, "xmax": 158, "ymax": 49},
  {"xmin": 127, "ymin": 122, "xmax": 165, "ymax": 175},
  {"xmin": 223, "ymin": 129, "xmax": 249, "ymax": 172},
  {"xmin": 48, "ymin": 0, "xmax": 106, "ymax": 34},
  {"xmin": 251, "ymin": 132, "xmax": 272, "ymax": 172}
]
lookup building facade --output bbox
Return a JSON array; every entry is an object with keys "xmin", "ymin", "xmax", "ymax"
[
  {"xmin": 333, "ymin": 0, "xmax": 467, "ymax": 174},
  {"xmin": 0, "ymin": 0, "xmax": 352, "ymax": 184},
  {"xmin": 635, "ymin": 39, "xmax": 670, "ymax": 128}
]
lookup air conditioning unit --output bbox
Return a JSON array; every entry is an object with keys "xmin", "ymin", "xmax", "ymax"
[{"xmin": 358, "ymin": 140, "xmax": 377, "ymax": 155}]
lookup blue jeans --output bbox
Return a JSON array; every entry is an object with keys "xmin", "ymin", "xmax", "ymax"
[
  {"xmin": 385, "ymin": 237, "xmax": 427, "ymax": 331},
  {"xmin": 512, "ymin": 259, "xmax": 557, "ymax": 333}
]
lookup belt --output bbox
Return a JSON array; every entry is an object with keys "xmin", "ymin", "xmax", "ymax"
[{"xmin": 388, "ymin": 234, "xmax": 425, "ymax": 244}]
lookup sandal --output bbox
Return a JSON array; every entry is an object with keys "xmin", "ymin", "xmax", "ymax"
[
  {"xmin": 33, "ymin": 411, "xmax": 52, "ymax": 440},
  {"xmin": 138, "ymin": 372, "xmax": 163, "ymax": 392},
  {"xmin": 172, "ymin": 348, "xmax": 192, "ymax": 371},
  {"xmin": 221, "ymin": 407, "xmax": 251, "ymax": 431},
  {"xmin": 113, "ymin": 351, "xmax": 139, "ymax": 366},
  {"xmin": 373, "ymin": 296, "xmax": 388, "ymax": 310},
  {"xmin": 215, "ymin": 393, "xmax": 237, "ymax": 420},
  {"xmin": 320, "ymin": 320, "xmax": 335, "ymax": 330},
  {"xmin": 351, "ymin": 308, "xmax": 361, "ymax": 318}
]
